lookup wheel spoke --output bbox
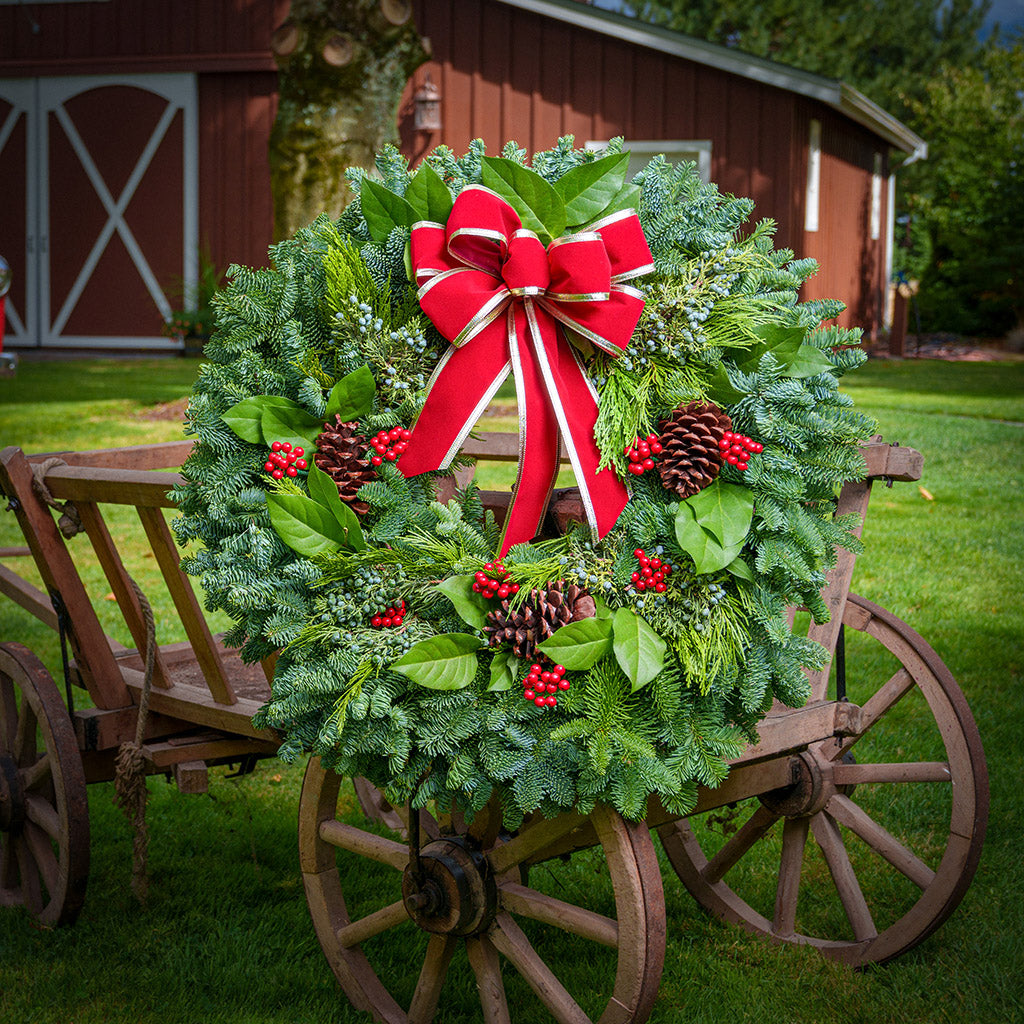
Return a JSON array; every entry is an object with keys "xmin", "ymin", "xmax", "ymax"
[
  {"xmin": 466, "ymin": 934, "xmax": 512, "ymax": 1024},
  {"xmin": 14, "ymin": 698, "xmax": 37, "ymax": 766},
  {"xmin": 15, "ymin": 837, "xmax": 43, "ymax": 916},
  {"xmin": 827, "ymin": 794, "xmax": 935, "ymax": 890},
  {"xmin": 487, "ymin": 811, "xmax": 589, "ymax": 875},
  {"xmin": 839, "ymin": 667, "xmax": 915, "ymax": 757},
  {"xmin": 0, "ymin": 679, "xmax": 17, "ymax": 750},
  {"xmin": 318, "ymin": 819, "xmax": 408, "ymax": 870},
  {"xmin": 703, "ymin": 805, "xmax": 780, "ymax": 884},
  {"xmin": 0, "ymin": 836, "xmax": 19, "ymax": 894},
  {"xmin": 22, "ymin": 753, "xmax": 52, "ymax": 792},
  {"xmin": 407, "ymin": 934, "xmax": 457, "ymax": 1024},
  {"xmin": 25, "ymin": 794, "xmax": 61, "ymax": 840},
  {"xmin": 811, "ymin": 813, "xmax": 877, "ymax": 942},
  {"xmin": 22, "ymin": 822, "xmax": 59, "ymax": 896},
  {"xmin": 335, "ymin": 898, "xmax": 409, "ymax": 948},
  {"xmin": 832, "ymin": 761, "xmax": 950, "ymax": 784},
  {"xmin": 490, "ymin": 912, "xmax": 591, "ymax": 1024},
  {"xmin": 772, "ymin": 816, "xmax": 809, "ymax": 937},
  {"xmin": 500, "ymin": 881, "xmax": 618, "ymax": 947}
]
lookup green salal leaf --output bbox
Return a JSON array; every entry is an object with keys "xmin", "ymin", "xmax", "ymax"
[
  {"xmin": 325, "ymin": 365, "xmax": 376, "ymax": 422},
  {"xmin": 360, "ymin": 178, "xmax": 417, "ymax": 244},
  {"xmin": 480, "ymin": 157, "xmax": 566, "ymax": 242},
  {"xmin": 706, "ymin": 362, "xmax": 747, "ymax": 406},
  {"xmin": 435, "ymin": 575, "xmax": 491, "ymax": 630},
  {"xmin": 611, "ymin": 608, "xmax": 667, "ymax": 691},
  {"xmin": 260, "ymin": 399, "xmax": 324, "ymax": 452},
  {"xmin": 785, "ymin": 343, "xmax": 835, "ymax": 378},
  {"xmin": 590, "ymin": 181, "xmax": 640, "ymax": 223},
  {"xmin": 725, "ymin": 556, "xmax": 754, "ymax": 581},
  {"xmin": 536, "ymin": 615, "xmax": 613, "ymax": 669},
  {"xmin": 266, "ymin": 493, "xmax": 345, "ymax": 558},
  {"xmin": 487, "ymin": 650, "xmax": 517, "ymax": 692},
  {"xmin": 222, "ymin": 395, "xmax": 299, "ymax": 445},
  {"xmin": 554, "ymin": 153, "xmax": 629, "ymax": 227},
  {"xmin": 685, "ymin": 481, "xmax": 755, "ymax": 549},
  {"xmin": 405, "ymin": 163, "xmax": 453, "ymax": 223},
  {"xmin": 674, "ymin": 501, "xmax": 745, "ymax": 575},
  {"xmin": 306, "ymin": 464, "xmax": 366, "ymax": 551},
  {"xmin": 735, "ymin": 323, "xmax": 831, "ymax": 378},
  {"xmin": 392, "ymin": 633, "xmax": 484, "ymax": 691}
]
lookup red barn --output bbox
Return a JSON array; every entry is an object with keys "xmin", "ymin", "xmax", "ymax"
[{"xmin": 0, "ymin": 0, "xmax": 924, "ymax": 354}]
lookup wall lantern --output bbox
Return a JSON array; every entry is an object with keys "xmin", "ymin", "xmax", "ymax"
[{"xmin": 414, "ymin": 75, "xmax": 442, "ymax": 133}]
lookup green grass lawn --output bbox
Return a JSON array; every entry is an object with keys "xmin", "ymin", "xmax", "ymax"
[{"xmin": 1, "ymin": 355, "xmax": 1022, "ymax": 1024}]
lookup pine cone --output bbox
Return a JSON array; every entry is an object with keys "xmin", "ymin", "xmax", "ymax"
[
  {"xmin": 656, "ymin": 401, "xmax": 733, "ymax": 499},
  {"xmin": 313, "ymin": 415, "xmax": 376, "ymax": 515},
  {"xmin": 484, "ymin": 581, "xmax": 596, "ymax": 660}
]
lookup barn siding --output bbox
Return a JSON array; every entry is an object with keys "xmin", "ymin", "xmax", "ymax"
[{"xmin": 2, "ymin": 0, "xmax": 893, "ymax": 343}]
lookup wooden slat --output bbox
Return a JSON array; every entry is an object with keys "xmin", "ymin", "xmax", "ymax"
[
  {"xmin": 73, "ymin": 705, "xmax": 190, "ymax": 752},
  {"xmin": 119, "ymin": 666, "xmax": 271, "ymax": 740},
  {"xmin": 137, "ymin": 506, "xmax": 236, "ymax": 706},
  {"xmin": 28, "ymin": 440, "xmax": 193, "ymax": 471},
  {"xmin": 38, "ymin": 464, "xmax": 183, "ymax": 509},
  {"xmin": 335, "ymin": 899, "xmax": 409, "ymax": 949},
  {"xmin": 0, "ymin": 563, "xmax": 59, "ymax": 630},
  {"xmin": 141, "ymin": 735, "xmax": 278, "ymax": 768},
  {"xmin": 408, "ymin": 935, "xmax": 458, "ymax": 1024},
  {"xmin": 804, "ymin": 476, "xmax": 875, "ymax": 701},
  {"xmin": 0, "ymin": 447, "xmax": 131, "ymax": 708},
  {"xmin": 811, "ymin": 812, "xmax": 877, "ymax": 941},
  {"xmin": 75, "ymin": 501, "xmax": 173, "ymax": 689}
]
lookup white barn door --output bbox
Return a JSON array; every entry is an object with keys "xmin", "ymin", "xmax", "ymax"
[{"xmin": 0, "ymin": 73, "xmax": 197, "ymax": 351}]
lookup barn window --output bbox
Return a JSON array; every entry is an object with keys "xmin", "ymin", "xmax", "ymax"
[
  {"xmin": 586, "ymin": 140, "xmax": 712, "ymax": 184},
  {"xmin": 870, "ymin": 152, "xmax": 883, "ymax": 240},
  {"xmin": 804, "ymin": 119, "xmax": 821, "ymax": 233}
]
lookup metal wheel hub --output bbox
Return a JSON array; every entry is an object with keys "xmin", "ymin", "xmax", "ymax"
[
  {"xmin": 402, "ymin": 836, "xmax": 497, "ymax": 936},
  {"xmin": 759, "ymin": 751, "xmax": 834, "ymax": 818},
  {"xmin": 0, "ymin": 753, "xmax": 25, "ymax": 833}
]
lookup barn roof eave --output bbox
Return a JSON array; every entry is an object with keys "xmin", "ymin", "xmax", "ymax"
[{"xmin": 492, "ymin": 0, "xmax": 927, "ymax": 157}]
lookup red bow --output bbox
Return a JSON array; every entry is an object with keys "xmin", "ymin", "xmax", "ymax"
[{"xmin": 399, "ymin": 185, "xmax": 653, "ymax": 555}]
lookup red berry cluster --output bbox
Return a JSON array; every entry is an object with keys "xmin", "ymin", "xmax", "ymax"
[
  {"xmin": 522, "ymin": 660, "xmax": 569, "ymax": 708},
  {"xmin": 630, "ymin": 548, "xmax": 672, "ymax": 593},
  {"xmin": 371, "ymin": 600, "xmax": 406, "ymax": 628},
  {"xmin": 624, "ymin": 433, "xmax": 664, "ymax": 476},
  {"xmin": 717, "ymin": 431, "xmax": 763, "ymax": 472},
  {"xmin": 264, "ymin": 442, "xmax": 308, "ymax": 480},
  {"xmin": 368, "ymin": 427, "xmax": 412, "ymax": 467},
  {"xmin": 473, "ymin": 562, "xmax": 521, "ymax": 600}
]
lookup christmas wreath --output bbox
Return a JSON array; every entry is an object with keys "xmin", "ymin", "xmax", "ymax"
[{"xmin": 173, "ymin": 138, "xmax": 874, "ymax": 826}]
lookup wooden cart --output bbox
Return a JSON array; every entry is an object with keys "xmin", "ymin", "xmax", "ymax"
[{"xmin": 0, "ymin": 438, "xmax": 988, "ymax": 1024}]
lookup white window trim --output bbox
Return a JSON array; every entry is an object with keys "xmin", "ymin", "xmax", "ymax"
[
  {"xmin": 586, "ymin": 139, "xmax": 713, "ymax": 183},
  {"xmin": 804, "ymin": 119, "xmax": 821, "ymax": 233},
  {"xmin": 870, "ymin": 152, "xmax": 883, "ymax": 241}
]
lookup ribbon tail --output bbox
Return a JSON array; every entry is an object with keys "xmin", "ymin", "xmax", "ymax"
[
  {"xmin": 524, "ymin": 302, "xmax": 629, "ymax": 540},
  {"xmin": 399, "ymin": 325, "xmax": 511, "ymax": 477},
  {"xmin": 499, "ymin": 306, "xmax": 561, "ymax": 556}
]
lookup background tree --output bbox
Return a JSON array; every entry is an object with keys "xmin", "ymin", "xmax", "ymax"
[
  {"xmin": 624, "ymin": 0, "xmax": 989, "ymax": 118},
  {"xmin": 899, "ymin": 42, "xmax": 1024, "ymax": 334},
  {"xmin": 624, "ymin": 1, "xmax": 1024, "ymax": 336},
  {"xmin": 269, "ymin": 0, "xmax": 428, "ymax": 240}
]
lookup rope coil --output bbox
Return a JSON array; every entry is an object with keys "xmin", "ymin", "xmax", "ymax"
[{"xmin": 30, "ymin": 457, "xmax": 84, "ymax": 538}]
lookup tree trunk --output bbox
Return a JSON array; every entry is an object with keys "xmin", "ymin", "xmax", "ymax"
[{"xmin": 269, "ymin": 0, "xmax": 429, "ymax": 240}]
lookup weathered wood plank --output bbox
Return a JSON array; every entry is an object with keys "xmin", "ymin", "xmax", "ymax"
[
  {"xmin": 0, "ymin": 447, "xmax": 130, "ymax": 707},
  {"xmin": 137, "ymin": 507, "xmax": 236, "ymax": 705},
  {"xmin": 0, "ymin": 563, "xmax": 59, "ymax": 630},
  {"xmin": 75, "ymin": 501, "xmax": 173, "ymax": 689}
]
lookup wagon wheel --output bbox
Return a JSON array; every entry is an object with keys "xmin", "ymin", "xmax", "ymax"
[
  {"xmin": 0, "ymin": 642, "xmax": 90, "ymax": 927},
  {"xmin": 300, "ymin": 758, "xmax": 666, "ymax": 1023},
  {"xmin": 659, "ymin": 594, "xmax": 988, "ymax": 966}
]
